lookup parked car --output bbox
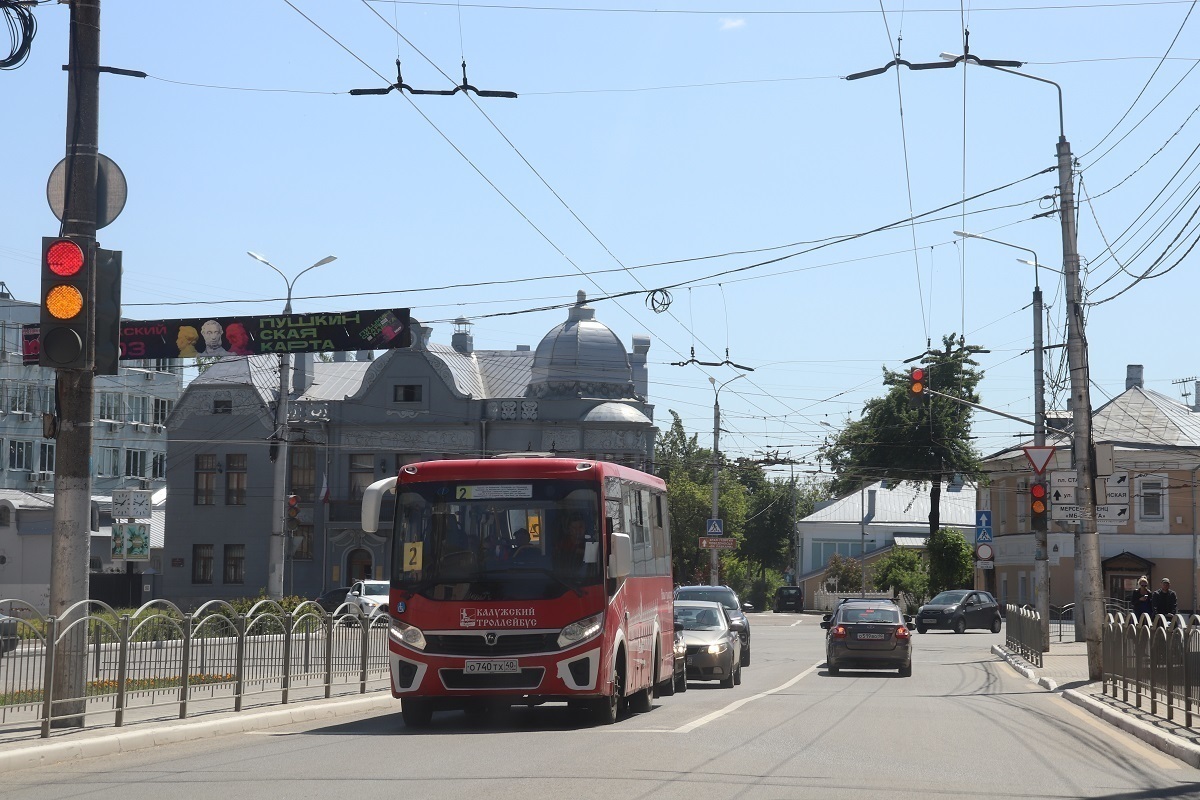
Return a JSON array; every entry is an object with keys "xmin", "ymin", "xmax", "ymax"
[
  {"xmin": 314, "ymin": 586, "xmax": 351, "ymax": 614},
  {"xmin": 674, "ymin": 584, "xmax": 752, "ymax": 666},
  {"xmin": 0, "ymin": 614, "xmax": 19, "ymax": 655},
  {"xmin": 916, "ymin": 590, "xmax": 1003, "ymax": 634},
  {"xmin": 673, "ymin": 600, "xmax": 742, "ymax": 688},
  {"xmin": 821, "ymin": 598, "xmax": 913, "ymax": 677},
  {"xmin": 773, "ymin": 585, "xmax": 803, "ymax": 612},
  {"xmin": 346, "ymin": 580, "xmax": 391, "ymax": 623}
]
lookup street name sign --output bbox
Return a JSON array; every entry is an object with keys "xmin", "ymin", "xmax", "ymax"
[{"xmin": 699, "ymin": 537, "xmax": 737, "ymax": 550}]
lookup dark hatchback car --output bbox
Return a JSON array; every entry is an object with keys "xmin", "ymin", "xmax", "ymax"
[
  {"xmin": 821, "ymin": 599, "xmax": 914, "ymax": 677},
  {"xmin": 674, "ymin": 585, "xmax": 752, "ymax": 666},
  {"xmin": 916, "ymin": 590, "xmax": 1003, "ymax": 634},
  {"xmin": 773, "ymin": 586, "xmax": 803, "ymax": 612},
  {"xmin": 314, "ymin": 586, "xmax": 351, "ymax": 613}
]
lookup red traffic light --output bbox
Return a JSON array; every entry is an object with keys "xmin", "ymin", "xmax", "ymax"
[
  {"xmin": 1030, "ymin": 482, "xmax": 1048, "ymax": 515},
  {"xmin": 46, "ymin": 240, "xmax": 85, "ymax": 277}
]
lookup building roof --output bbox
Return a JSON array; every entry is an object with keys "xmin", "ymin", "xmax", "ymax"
[
  {"xmin": 0, "ymin": 489, "xmax": 53, "ymax": 509},
  {"xmin": 798, "ymin": 480, "xmax": 977, "ymax": 527},
  {"xmin": 530, "ymin": 292, "xmax": 633, "ymax": 394},
  {"xmin": 191, "ymin": 354, "xmax": 280, "ymax": 404},
  {"xmin": 581, "ymin": 402, "xmax": 652, "ymax": 424}
]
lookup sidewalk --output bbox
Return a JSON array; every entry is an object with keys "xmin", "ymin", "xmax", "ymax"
[{"xmin": 994, "ymin": 639, "xmax": 1200, "ymax": 767}]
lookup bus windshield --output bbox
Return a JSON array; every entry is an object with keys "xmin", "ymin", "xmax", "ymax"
[{"xmin": 392, "ymin": 479, "xmax": 602, "ymax": 601}]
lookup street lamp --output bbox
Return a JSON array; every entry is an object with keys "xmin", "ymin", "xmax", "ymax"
[
  {"xmin": 708, "ymin": 374, "xmax": 746, "ymax": 586},
  {"xmin": 955, "ymin": 229, "xmax": 1052, "ymax": 646},
  {"xmin": 246, "ymin": 251, "xmax": 337, "ymax": 599}
]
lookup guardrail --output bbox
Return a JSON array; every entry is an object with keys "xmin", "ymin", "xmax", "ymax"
[
  {"xmin": 0, "ymin": 597, "xmax": 391, "ymax": 741},
  {"xmin": 1005, "ymin": 604, "xmax": 1043, "ymax": 668},
  {"xmin": 1103, "ymin": 611, "xmax": 1200, "ymax": 729}
]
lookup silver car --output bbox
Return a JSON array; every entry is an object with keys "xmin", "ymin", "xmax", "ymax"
[{"xmin": 673, "ymin": 600, "xmax": 743, "ymax": 688}]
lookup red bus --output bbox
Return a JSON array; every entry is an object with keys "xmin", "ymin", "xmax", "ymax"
[{"xmin": 361, "ymin": 456, "xmax": 675, "ymax": 727}]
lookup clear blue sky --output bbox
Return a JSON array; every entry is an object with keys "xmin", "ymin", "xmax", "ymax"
[{"xmin": 5, "ymin": 1, "xmax": 1199, "ymax": 478}]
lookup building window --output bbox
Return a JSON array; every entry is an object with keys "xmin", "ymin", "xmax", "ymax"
[
  {"xmin": 38, "ymin": 385, "xmax": 54, "ymax": 415},
  {"xmin": 98, "ymin": 392, "xmax": 122, "ymax": 422},
  {"xmin": 349, "ymin": 454, "xmax": 374, "ymax": 501},
  {"xmin": 8, "ymin": 440, "xmax": 32, "ymax": 471},
  {"xmin": 39, "ymin": 442, "xmax": 55, "ymax": 474},
  {"xmin": 290, "ymin": 446, "xmax": 316, "ymax": 503},
  {"xmin": 213, "ymin": 399, "xmax": 232, "ymax": 415},
  {"xmin": 152, "ymin": 452, "xmax": 166, "ymax": 480},
  {"xmin": 192, "ymin": 544, "xmax": 214, "ymax": 584},
  {"xmin": 225, "ymin": 454, "xmax": 247, "ymax": 505},
  {"xmin": 393, "ymin": 384, "xmax": 423, "ymax": 403},
  {"xmin": 126, "ymin": 449, "xmax": 147, "ymax": 478},
  {"xmin": 8, "ymin": 384, "xmax": 28, "ymax": 414},
  {"xmin": 153, "ymin": 398, "xmax": 173, "ymax": 425},
  {"xmin": 195, "ymin": 454, "xmax": 217, "ymax": 505},
  {"xmin": 223, "ymin": 544, "xmax": 245, "ymax": 584},
  {"xmin": 97, "ymin": 447, "xmax": 121, "ymax": 477},
  {"xmin": 129, "ymin": 395, "xmax": 150, "ymax": 424},
  {"xmin": 293, "ymin": 525, "xmax": 313, "ymax": 561},
  {"xmin": 1140, "ymin": 480, "xmax": 1164, "ymax": 520}
]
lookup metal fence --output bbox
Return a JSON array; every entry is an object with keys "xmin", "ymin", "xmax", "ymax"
[
  {"xmin": 0, "ymin": 597, "xmax": 391, "ymax": 740},
  {"xmin": 1005, "ymin": 604, "xmax": 1043, "ymax": 668},
  {"xmin": 1103, "ymin": 611, "xmax": 1200, "ymax": 729}
]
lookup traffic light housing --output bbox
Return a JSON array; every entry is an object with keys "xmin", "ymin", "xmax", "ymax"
[
  {"xmin": 907, "ymin": 367, "xmax": 927, "ymax": 409},
  {"xmin": 1030, "ymin": 481, "xmax": 1049, "ymax": 531},
  {"xmin": 39, "ymin": 237, "xmax": 92, "ymax": 369},
  {"xmin": 94, "ymin": 248, "xmax": 123, "ymax": 375},
  {"xmin": 285, "ymin": 495, "xmax": 300, "ymax": 532}
]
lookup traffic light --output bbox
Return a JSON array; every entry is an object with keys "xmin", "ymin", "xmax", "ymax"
[
  {"xmin": 907, "ymin": 367, "xmax": 927, "ymax": 409},
  {"xmin": 94, "ymin": 248, "xmax": 122, "ymax": 376},
  {"xmin": 39, "ymin": 237, "xmax": 92, "ymax": 369},
  {"xmin": 1030, "ymin": 481, "xmax": 1049, "ymax": 531},
  {"xmin": 285, "ymin": 495, "xmax": 300, "ymax": 532}
]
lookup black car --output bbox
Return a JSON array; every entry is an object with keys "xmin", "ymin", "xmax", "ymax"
[
  {"xmin": 773, "ymin": 586, "xmax": 803, "ymax": 612},
  {"xmin": 314, "ymin": 586, "xmax": 351, "ymax": 613},
  {"xmin": 674, "ymin": 585, "xmax": 752, "ymax": 666},
  {"xmin": 0, "ymin": 614, "xmax": 19, "ymax": 655},
  {"xmin": 916, "ymin": 590, "xmax": 1002, "ymax": 634},
  {"xmin": 820, "ymin": 598, "xmax": 914, "ymax": 677}
]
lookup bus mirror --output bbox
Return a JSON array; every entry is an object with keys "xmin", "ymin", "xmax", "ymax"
[{"xmin": 608, "ymin": 532, "xmax": 632, "ymax": 579}]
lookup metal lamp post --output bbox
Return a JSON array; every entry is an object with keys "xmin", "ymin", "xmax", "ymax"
[
  {"xmin": 708, "ymin": 374, "xmax": 746, "ymax": 586},
  {"xmin": 246, "ymin": 251, "xmax": 337, "ymax": 599}
]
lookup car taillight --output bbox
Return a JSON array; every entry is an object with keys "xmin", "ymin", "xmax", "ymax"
[
  {"xmin": 896, "ymin": 625, "xmax": 911, "ymax": 639},
  {"xmin": 832, "ymin": 625, "xmax": 847, "ymax": 639}
]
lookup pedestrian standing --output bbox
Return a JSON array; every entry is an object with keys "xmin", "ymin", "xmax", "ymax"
[
  {"xmin": 1129, "ymin": 576, "xmax": 1154, "ymax": 619},
  {"xmin": 1152, "ymin": 577, "xmax": 1178, "ymax": 620}
]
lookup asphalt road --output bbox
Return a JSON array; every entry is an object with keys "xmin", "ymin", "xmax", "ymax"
[{"xmin": 5, "ymin": 612, "xmax": 1200, "ymax": 800}]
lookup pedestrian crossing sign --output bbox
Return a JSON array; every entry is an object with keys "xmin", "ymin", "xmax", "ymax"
[{"xmin": 706, "ymin": 519, "xmax": 723, "ymax": 535}]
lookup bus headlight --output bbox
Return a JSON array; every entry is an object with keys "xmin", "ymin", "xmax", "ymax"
[
  {"xmin": 557, "ymin": 612, "xmax": 603, "ymax": 649},
  {"xmin": 390, "ymin": 619, "xmax": 427, "ymax": 651}
]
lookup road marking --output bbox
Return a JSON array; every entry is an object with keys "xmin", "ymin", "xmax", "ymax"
[
  {"xmin": 671, "ymin": 662, "xmax": 821, "ymax": 733},
  {"xmin": 790, "ymin": 619, "xmax": 804, "ymax": 627},
  {"xmin": 1054, "ymin": 695, "xmax": 1180, "ymax": 770}
]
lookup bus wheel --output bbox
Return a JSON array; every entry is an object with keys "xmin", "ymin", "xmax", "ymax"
[
  {"xmin": 593, "ymin": 662, "xmax": 623, "ymax": 725},
  {"xmin": 402, "ymin": 697, "xmax": 433, "ymax": 728}
]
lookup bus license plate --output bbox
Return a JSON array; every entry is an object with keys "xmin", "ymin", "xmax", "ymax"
[{"xmin": 464, "ymin": 659, "xmax": 519, "ymax": 674}]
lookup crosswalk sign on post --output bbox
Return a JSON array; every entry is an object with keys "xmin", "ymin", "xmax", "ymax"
[
  {"xmin": 706, "ymin": 519, "xmax": 723, "ymax": 535},
  {"xmin": 975, "ymin": 510, "xmax": 993, "ymax": 543}
]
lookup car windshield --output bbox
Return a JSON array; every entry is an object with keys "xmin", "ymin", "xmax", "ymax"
[
  {"xmin": 362, "ymin": 582, "xmax": 389, "ymax": 596},
  {"xmin": 841, "ymin": 607, "xmax": 901, "ymax": 624},
  {"xmin": 677, "ymin": 588, "xmax": 737, "ymax": 610},
  {"xmin": 929, "ymin": 590, "xmax": 970, "ymax": 605},
  {"xmin": 675, "ymin": 606, "xmax": 725, "ymax": 631}
]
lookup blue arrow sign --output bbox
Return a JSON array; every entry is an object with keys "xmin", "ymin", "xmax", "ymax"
[
  {"xmin": 975, "ymin": 510, "xmax": 993, "ymax": 543},
  {"xmin": 706, "ymin": 519, "xmax": 723, "ymax": 535}
]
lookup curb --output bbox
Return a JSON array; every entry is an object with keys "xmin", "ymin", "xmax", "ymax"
[
  {"xmin": 991, "ymin": 644, "xmax": 1200, "ymax": 768},
  {"xmin": 0, "ymin": 694, "xmax": 397, "ymax": 773}
]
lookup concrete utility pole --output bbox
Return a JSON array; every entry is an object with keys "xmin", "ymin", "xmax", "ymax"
[
  {"xmin": 247, "ymin": 252, "xmax": 336, "ymax": 599},
  {"xmin": 708, "ymin": 374, "xmax": 745, "ymax": 586},
  {"xmin": 48, "ymin": 0, "xmax": 102, "ymax": 728}
]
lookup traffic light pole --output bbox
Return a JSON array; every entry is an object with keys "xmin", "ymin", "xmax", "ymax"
[{"xmin": 49, "ymin": 0, "xmax": 102, "ymax": 727}]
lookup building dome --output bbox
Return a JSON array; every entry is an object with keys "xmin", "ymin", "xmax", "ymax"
[{"xmin": 528, "ymin": 291, "xmax": 634, "ymax": 399}]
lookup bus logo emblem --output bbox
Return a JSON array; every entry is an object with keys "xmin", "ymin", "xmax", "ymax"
[{"xmin": 485, "ymin": 632, "xmax": 498, "ymax": 646}]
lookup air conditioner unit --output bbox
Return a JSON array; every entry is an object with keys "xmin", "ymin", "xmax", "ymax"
[
  {"xmin": 19, "ymin": 412, "xmax": 32, "ymax": 422},
  {"xmin": 108, "ymin": 422, "xmax": 121, "ymax": 432},
  {"xmin": 144, "ymin": 372, "xmax": 155, "ymax": 380},
  {"xmin": 31, "ymin": 471, "xmax": 52, "ymax": 482}
]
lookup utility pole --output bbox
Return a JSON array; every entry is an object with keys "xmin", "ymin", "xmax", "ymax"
[
  {"xmin": 49, "ymin": 0, "xmax": 102, "ymax": 727},
  {"xmin": 708, "ymin": 374, "xmax": 745, "ymax": 586}
]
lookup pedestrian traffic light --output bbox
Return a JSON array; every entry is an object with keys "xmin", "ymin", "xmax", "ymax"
[
  {"xmin": 907, "ymin": 367, "xmax": 927, "ymax": 409},
  {"xmin": 1030, "ymin": 481, "xmax": 1048, "ymax": 531},
  {"xmin": 94, "ymin": 248, "xmax": 122, "ymax": 376},
  {"xmin": 39, "ymin": 237, "xmax": 92, "ymax": 369},
  {"xmin": 285, "ymin": 494, "xmax": 300, "ymax": 532}
]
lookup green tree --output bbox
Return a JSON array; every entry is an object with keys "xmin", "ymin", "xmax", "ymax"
[
  {"xmin": 823, "ymin": 552, "xmax": 863, "ymax": 594},
  {"xmin": 926, "ymin": 527, "xmax": 974, "ymax": 594},
  {"xmin": 871, "ymin": 548, "xmax": 928, "ymax": 604},
  {"xmin": 822, "ymin": 333, "xmax": 983, "ymax": 536}
]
